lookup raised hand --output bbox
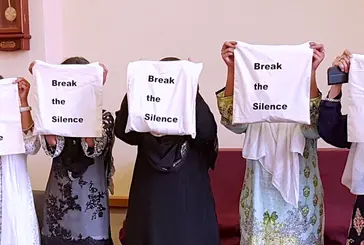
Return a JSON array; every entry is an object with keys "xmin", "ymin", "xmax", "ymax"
[
  {"xmin": 333, "ymin": 49, "xmax": 352, "ymax": 73},
  {"xmin": 221, "ymin": 41, "xmax": 237, "ymax": 68},
  {"xmin": 13, "ymin": 77, "xmax": 30, "ymax": 106},
  {"xmin": 309, "ymin": 42, "xmax": 325, "ymax": 72}
]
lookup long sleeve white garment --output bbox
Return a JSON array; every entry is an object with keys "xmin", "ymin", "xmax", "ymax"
[{"xmin": 1, "ymin": 132, "xmax": 41, "ymax": 245}]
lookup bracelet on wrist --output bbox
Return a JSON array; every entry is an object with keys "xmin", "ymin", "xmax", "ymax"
[
  {"xmin": 22, "ymin": 122, "xmax": 34, "ymax": 132},
  {"xmin": 20, "ymin": 106, "xmax": 32, "ymax": 113},
  {"xmin": 322, "ymin": 97, "xmax": 341, "ymax": 102}
]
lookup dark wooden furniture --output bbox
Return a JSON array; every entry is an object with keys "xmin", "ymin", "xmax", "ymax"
[{"xmin": 0, "ymin": 0, "xmax": 30, "ymax": 51}]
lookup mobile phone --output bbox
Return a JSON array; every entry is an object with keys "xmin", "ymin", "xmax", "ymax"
[{"xmin": 327, "ymin": 66, "xmax": 349, "ymax": 85}]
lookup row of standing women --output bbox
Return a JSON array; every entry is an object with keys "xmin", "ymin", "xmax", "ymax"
[{"xmin": 0, "ymin": 41, "xmax": 360, "ymax": 245}]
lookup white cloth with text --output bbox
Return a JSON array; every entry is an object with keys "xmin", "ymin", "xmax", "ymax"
[
  {"xmin": 31, "ymin": 61, "xmax": 103, "ymax": 137},
  {"xmin": 233, "ymin": 41, "xmax": 312, "ymax": 124},
  {"xmin": 126, "ymin": 60, "xmax": 202, "ymax": 138},
  {"xmin": 0, "ymin": 78, "xmax": 25, "ymax": 155}
]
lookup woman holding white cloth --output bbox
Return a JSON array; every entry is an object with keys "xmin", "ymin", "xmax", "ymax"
[
  {"xmin": 0, "ymin": 76, "xmax": 41, "ymax": 245},
  {"xmin": 318, "ymin": 49, "xmax": 363, "ymax": 245},
  {"xmin": 116, "ymin": 57, "xmax": 219, "ymax": 245},
  {"xmin": 29, "ymin": 57, "xmax": 115, "ymax": 245},
  {"xmin": 216, "ymin": 41, "xmax": 325, "ymax": 244}
]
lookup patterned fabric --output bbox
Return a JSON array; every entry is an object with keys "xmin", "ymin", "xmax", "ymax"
[
  {"xmin": 216, "ymin": 89, "xmax": 324, "ymax": 245},
  {"xmin": 40, "ymin": 111, "xmax": 115, "ymax": 245},
  {"xmin": 347, "ymin": 196, "xmax": 364, "ymax": 245}
]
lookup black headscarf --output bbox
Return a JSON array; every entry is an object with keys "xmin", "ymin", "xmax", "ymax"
[
  {"xmin": 59, "ymin": 137, "xmax": 94, "ymax": 178},
  {"xmin": 142, "ymin": 135, "xmax": 190, "ymax": 172},
  {"xmin": 140, "ymin": 93, "xmax": 218, "ymax": 172},
  {"xmin": 56, "ymin": 110, "xmax": 115, "ymax": 180}
]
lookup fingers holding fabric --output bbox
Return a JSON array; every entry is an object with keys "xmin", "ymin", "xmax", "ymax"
[
  {"xmin": 28, "ymin": 61, "xmax": 36, "ymax": 75},
  {"xmin": 333, "ymin": 50, "xmax": 352, "ymax": 73},
  {"xmin": 221, "ymin": 41, "xmax": 237, "ymax": 67},
  {"xmin": 13, "ymin": 77, "xmax": 30, "ymax": 102},
  {"xmin": 309, "ymin": 42, "xmax": 325, "ymax": 53},
  {"xmin": 310, "ymin": 42, "xmax": 325, "ymax": 71},
  {"xmin": 222, "ymin": 41, "xmax": 237, "ymax": 49},
  {"xmin": 99, "ymin": 63, "xmax": 108, "ymax": 84},
  {"xmin": 343, "ymin": 49, "xmax": 353, "ymax": 58}
]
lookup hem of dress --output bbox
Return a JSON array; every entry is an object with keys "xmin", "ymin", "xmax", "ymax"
[{"xmin": 41, "ymin": 235, "xmax": 113, "ymax": 245}]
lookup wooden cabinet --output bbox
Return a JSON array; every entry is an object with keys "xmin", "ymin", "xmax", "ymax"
[{"xmin": 0, "ymin": 0, "xmax": 30, "ymax": 51}]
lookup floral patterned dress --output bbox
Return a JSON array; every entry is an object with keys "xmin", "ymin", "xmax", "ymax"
[
  {"xmin": 216, "ymin": 88, "xmax": 324, "ymax": 245},
  {"xmin": 40, "ymin": 111, "xmax": 115, "ymax": 245}
]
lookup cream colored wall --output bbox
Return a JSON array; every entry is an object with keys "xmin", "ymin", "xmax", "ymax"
[
  {"xmin": 0, "ymin": 0, "xmax": 52, "ymax": 191},
  {"xmin": 1, "ymin": 0, "xmax": 364, "ymax": 196}
]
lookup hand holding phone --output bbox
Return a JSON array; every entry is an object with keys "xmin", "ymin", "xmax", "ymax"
[{"xmin": 327, "ymin": 66, "xmax": 349, "ymax": 85}]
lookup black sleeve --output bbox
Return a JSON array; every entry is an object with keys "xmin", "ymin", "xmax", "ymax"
[
  {"xmin": 194, "ymin": 93, "xmax": 218, "ymax": 145},
  {"xmin": 194, "ymin": 93, "xmax": 218, "ymax": 170},
  {"xmin": 114, "ymin": 95, "xmax": 143, "ymax": 146},
  {"xmin": 318, "ymin": 93, "xmax": 351, "ymax": 149}
]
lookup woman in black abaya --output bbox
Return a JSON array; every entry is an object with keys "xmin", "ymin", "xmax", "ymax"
[{"xmin": 115, "ymin": 57, "xmax": 220, "ymax": 245}]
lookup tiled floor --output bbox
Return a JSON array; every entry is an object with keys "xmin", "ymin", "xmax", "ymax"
[{"xmin": 110, "ymin": 208, "xmax": 127, "ymax": 245}]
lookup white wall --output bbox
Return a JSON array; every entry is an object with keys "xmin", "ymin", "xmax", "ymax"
[{"xmin": 1, "ymin": 0, "xmax": 364, "ymax": 196}]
